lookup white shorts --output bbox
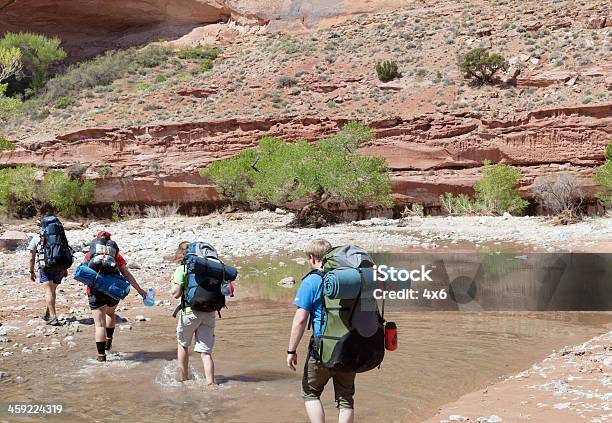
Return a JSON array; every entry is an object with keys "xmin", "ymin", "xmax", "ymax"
[{"xmin": 176, "ymin": 310, "xmax": 215, "ymax": 353}]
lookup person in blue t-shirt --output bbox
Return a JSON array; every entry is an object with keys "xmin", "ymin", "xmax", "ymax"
[{"xmin": 287, "ymin": 239, "xmax": 356, "ymax": 423}]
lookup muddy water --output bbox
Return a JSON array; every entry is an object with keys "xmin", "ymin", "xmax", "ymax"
[{"xmin": 1, "ymin": 253, "xmax": 611, "ymax": 423}]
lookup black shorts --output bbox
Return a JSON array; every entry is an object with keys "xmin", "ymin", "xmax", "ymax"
[{"xmin": 88, "ymin": 288, "xmax": 120, "ymax": 310}]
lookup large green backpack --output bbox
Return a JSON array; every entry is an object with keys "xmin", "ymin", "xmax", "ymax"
[{"xmin": 314, "ymin": 245, "xmax": 385, "ymax": 373}]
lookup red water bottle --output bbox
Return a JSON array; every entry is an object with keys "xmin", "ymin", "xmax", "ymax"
[{"xmin": 385, "ymin": 322, "xmax": 398, "ymax": 351}]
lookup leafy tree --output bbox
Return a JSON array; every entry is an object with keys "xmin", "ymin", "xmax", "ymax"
[
  {"xmin": 458, "ymin": 48, "xmax": 508, "ymax": 84},
  {"xmin": 42, "ymin": 170, "xmax": 95, "ymax": 216},
  {"xmin": 0, "ymin": 165, "xmax": 37, "ymax": 215},
  {"xmin": 375, "ymin": 60, "xmax": 399, "ymax": 82},
  {"xmin": 201, "ymin": 122, "xmax": 393, "ymax": 225},
  {"xmin": 0, "ymin": 46, "xmax": 21, "ymax": 82},
  {"xmin": 0, "ymin": 32, "xmax": 66, "ymax": 92},
  {"xmin": 474, "ymin": 160, "xmax": 528, "ymax": 214},
  {"xmin": 594, "ymin": 142, "xmax": 612, "ymax": 207}
]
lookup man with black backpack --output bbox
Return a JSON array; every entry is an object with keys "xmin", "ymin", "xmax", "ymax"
[
  {"xmin": 287, "ymin": 240, "xmax": 385, "ymax": 423},
  {"xmin": 28, "ymin": 206, "xmax": 74, "ymax": 327}
]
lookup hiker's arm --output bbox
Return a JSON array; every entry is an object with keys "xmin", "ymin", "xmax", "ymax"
[
  {"xmin": 29, "ymin": 251, "xmax": 36, "ymax": 281},
  {"xmin": 170, "ymin": 283, "xmax": 183, "ymax": 299},
  {"xmin": 287, "ymin": 307, "xmax": 309, "ymax": 371},
  {"xmin": 119, "ymin": 266, "xmax": 147, "ymax": 298}
]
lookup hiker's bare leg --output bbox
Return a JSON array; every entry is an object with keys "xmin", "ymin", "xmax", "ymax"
[
  {"xmin": 92, "ymin": 306, "xmax": 107, "ymax": 343},
  {"xmin": 104, "ymin": 305, "xmax": 117, "ymax": 329},
  {"xmin": 339, "ymin": 408, "xmax": 354, "ymax": 423},
  {"xmin": 201, "ymin": 352, "xmax": 215, "ymax": 385},
  {"xmin": 44, "ymin": 282, "xmax": 58, "ymax": 320},
  {"xmin": 305, "ymin": 400, "xmax": 325, "ymax": 423},
  {"xmin": 177, "ymin": 342, "xmax": 189, "ymax": 381}
]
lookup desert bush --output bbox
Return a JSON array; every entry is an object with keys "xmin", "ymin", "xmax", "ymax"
[
  {"xmin": 532, "ymin": 173, "xmax": 584, "ymax": 215},
  {"xmin": 440, "ymin": 193, "xmax": 480, "ymax": 215},
  {"xmin": 594, "ymin": 142, "xmax": 612, "ymax": 207},
  {"xmin": 458, "ymin": 48, "xmax": 508, "ymax": 85},
  {"xmin": 401, "ymin": 203, "xmax": 424, "ymax": 217},
  {"xmin": 440, "ymin": 161, "xmax": 527, "ymax": 215},
  {"xmin": 66, "ymin": 163, "xmax": 87, "ymax": 180},
  {"xmin": 42, "ymin": 170, "xmax": 95, "ymax": 216},
  {"xmin": 191, "ymin": 59, "xmax": 213, "ymax": 74},
  {"xmin": 177, "ymin": 46, "xmax": 219, "ymax": 61},
  {"xmin": 201, "ymin": 122, "xmax": 393, "ymax": 224},
  {"xmin": 0, "ymin": 32, "xmax": 66, "ymax": 92},
  {"xmin": 0, "ymin": 137, "xmax": 16, "ymax": 151},
  {"xmin": 277, "ymin": 76, "xmax": 297, "ymax": 88},
  {"xmin": 97, "ymin": 166, "xmax": 112, "ymax": 177},
  {"xmin": 0, "ymin": 83, "xmax": 22, "ymax": 119},
  {"xmin": 375, "ymin": 60, "xmax": 400, "ymax": 82},
  {"xmin": 474, "ymin": 160, "xmax": 528, "ymax": 214},
  {"xmin": 144, "ymin": 203, "xmax": 180, "ymax": 218},
  {"xmin": 42, "ymin": 45, "xmax": 172, "ymax": 103},
  {"xmin": 55, "ymin": 95, "xmax": 77, "ymax": 109},
  {"xmin": 0, "ymin": 165, "xmax": 37, "ymax": 215},
  {"xmin": 111, "ymin": 201, "xmax": 120, "ymax": 221}
]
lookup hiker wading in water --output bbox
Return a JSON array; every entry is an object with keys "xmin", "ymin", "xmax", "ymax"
[
  {"xmin": 84, "ymin": 231, "xmax": 146, "ymax": 362},
  {"xmin": 287, "ymin": 239, "xmax": 357, "ymax": 423},
  {"xmin": 28, "ymin": 205, "xmax": 73, "ymax": 327},
  {"xmin": 171, "ymin": 241, "xmax": 233, "ymax": 385}
]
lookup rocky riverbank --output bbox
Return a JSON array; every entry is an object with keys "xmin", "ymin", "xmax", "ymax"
[{"xmin": 424, "ymin": 328, "xmax": 612, "ymax": 423}]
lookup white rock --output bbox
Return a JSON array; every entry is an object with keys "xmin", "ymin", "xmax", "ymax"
[{"xmin": 278, "ymin": 277, "xmax": 296, "ymax": 288}]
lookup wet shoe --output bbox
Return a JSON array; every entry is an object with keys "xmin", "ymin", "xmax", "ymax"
[
  {"xmin": 46, "ymin": 318, "xmax": 63, "ymax": 326},
  {"xmin": 96, "ymin": 354, "xmax": 107, "ymax": 362},
  {"xmin": 105, "ymin": 338, "xmax": 112, "ymax": 351}
]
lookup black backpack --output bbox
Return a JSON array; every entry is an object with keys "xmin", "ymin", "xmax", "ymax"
[
  {"xmin": 88, "ymin": 236, "xmax": 120, "ymax": 275},
  {"xmin": 173, "ymin": 242, "xmax": 226, "ymax": 317},
  {"xmin": 41, "ymin": 216, "xmax": 74, "ymax": 272}
]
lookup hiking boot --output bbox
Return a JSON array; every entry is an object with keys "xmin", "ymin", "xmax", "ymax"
[
  {"xmin": 96, "ymin": 354, "xmax": 107, "ymax": 362},
  {"xmin": 105, "ymin": 338, "xmax": 113, "ymax": 351},
  {"xmin": 46, "ymin": 318, "xmax": 63, "ymax": 326}
]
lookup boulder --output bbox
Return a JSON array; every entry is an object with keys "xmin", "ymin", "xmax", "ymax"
[
  {"xmin": 278, "ymin": 276, "xmax": 296, "ymax": 288},
  {"xmin": 0, "ymin": 231, "xmax": 30, "ymax": 251}
]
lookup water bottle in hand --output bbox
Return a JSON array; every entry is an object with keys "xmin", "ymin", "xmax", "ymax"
[{"xmin": 143, "ymin": 287, "xmax": 155, "ymax": 307}]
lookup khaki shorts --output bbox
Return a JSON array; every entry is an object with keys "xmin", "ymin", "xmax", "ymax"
[
  {"xmin": 176, "ymin": 310, "xmax": 215, "ymax": 353},
  {"xmin": 301, "ymin": 344, "xmax": 356, "ymax": 409}
]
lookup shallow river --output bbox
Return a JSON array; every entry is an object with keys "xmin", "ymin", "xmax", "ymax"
[{"xmin": 1, "ymin": 253, "xmax": 611, "ymax": 423}]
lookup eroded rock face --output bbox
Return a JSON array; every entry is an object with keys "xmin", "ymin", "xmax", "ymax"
[{"xmin": 1, "ymin": 105, "xmax": 609, "ymax": 207}]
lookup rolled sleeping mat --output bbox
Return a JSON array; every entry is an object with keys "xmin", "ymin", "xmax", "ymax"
[
  {"xmin": 73, "ymin": 263, "xmax": 131, "ymax": 300},
  {"xmin": 192, "ymin": 256, "xmax": 238, "ymax": 281},
  {"xmin": 323, "ymin": 267, "xmax": 375, "ymax": 300}
]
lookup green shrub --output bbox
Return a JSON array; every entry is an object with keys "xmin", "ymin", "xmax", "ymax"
[
  {"xmin": 0, "ymin": 83, "xmax": 22, "ymax": 119},
  {"xmin": 97, "ymin": 166, "xmax": 112, "ymax": 177},
  {"xmin": 177, "ymin": 46, "xmax": 219, "ymax": 61},
  {"xmin": 375, "ymin": 60, "xmax": 400, "ymax": 82},
  {"xmin": 0, "ymin": 32, "xmax": 66, "ymax": 92},
  {"xmin": 458, "ymin": 48, "xmax": 508, "ymax": 84},
  {"xmin": 111, "ymin": 201, "xmax": 120, "ymax": 222},
  {"xmin": 55, "ymin": 95, "xmax": 76, "ymax": 109},
  {"xmin": 42, "ymin": 170, "xmax": 95, "ymax": 216},
  {"xmin": 0, "ymin": 137, "xmax": 16, "ymax": 150},
  {"xmin": 134, "ymin": 44, "xmax": 172, "ymax": 68},
  {"xmin": 191, "ymin": 59, "xmax": 213, "ymax": 74},
  {"xmin": 42, "ymin": 46, "xmax": 172, "ymax": 103},
  {"xmin": 474, "ymin": 160, "xmax": 528, "ymax": 214},
  {"xmin": 0, "ymin": 165, "xmax": 37, "ymax": 215},
  {"xmin": 440, "ymin": 161, "xmax": 527, "ymax": 215},
  {"xmin": 201, "ymin": 122, "xmax": 393, "ymax": 213},
  {"xmin": 594, "ymin": 143, "xmax": 612, "ymax": 207}
]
